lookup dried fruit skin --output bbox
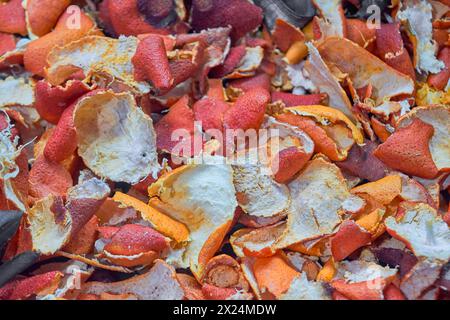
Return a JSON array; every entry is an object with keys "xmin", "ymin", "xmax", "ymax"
[
  {"xmin": 191, "ymin": 0, "xmax": 263, "ymax": 42},
  {"xmin": 155, "ymin": 95, "xmax": 195, "ymax": 156},
  {"xmin": 103, "ymin": 224, "xmax": 169, "ymax": 256},
  {"xmin": 0, "ymin": 0, "xmax": 26, "ymax": 35},
  {"xmin": 374, "ymin": 118, "xmax": 439, "ymax": 179},
  {"xmin": 271, "ymin": 92, "xmax": 327, "ymax": 107},
  {"xmin": 223, "ymin": 88, "xmax": 270, "ymax": 131},
  {"xmin": 273, "ymin": 146, "xmax": 311, "ymax": 184},
  {"xmin": 331, "ymin": 220, "xmax": 371, "ymax": 261},
  {"xmin": 427, "ymin": 47, "xmax": 450, "ymax": 91},
  {"xmin": 376, "ymin": 23, "xmax": 416, "ymax": 80},
  {"xmin": 23, "ymin": 10, "xmax": 97, "ymax": 76},
  {"xmin": 106, "ymin": 0, "xmax": 172, "ymax": 36},
  {"xmin": 34, "ymin": 80, "xmax": 92, "ymax": 125},
  {"xmin": 210, "ymin": 45, "xmax": 246, "ymax": 78},
  {"xmin": 193, "ymin": 97, "xmax": 229, "ymax": 131},
  {"xmin": 29, "ymin": 155, "xmax": 73, "ymax": 200},
  {"xmin": 26, "ymin": 0, "xmax": 71, "ymax": 37},
  {"xmin": 132, "ymin": 35, "xmax": 174, "ymax": 94},
  {"xmin": 43, "ymin": 103, "xmax": 77, "ymax": 163}
]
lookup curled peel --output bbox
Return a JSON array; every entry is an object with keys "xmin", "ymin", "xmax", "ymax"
[
  {"xmin": 317, "ymin": 37, "xmax": 415, "ymax": 104},
  {"xmin": 351, "ymin": 175, "xmax": 402, "ymax": 206},
  {"xmin": 201, "ymin": 254, "xmax": 250, "ymax": 294},
  {"xmin": 46, "ymin": 36, "xmax": 151, "ymax": 94},
  {"xmin": 230, "ymin": 221, "xmax": 286, "ymax": 258},
  {"xmin": 312, "ymin": 0, "xmax": 346, "ymax": 39},
  {"xmin": 34, "ymin": 80, "xmax": 92, "ymax": 125},
  {"xmin": 272, "ymin": 18, "xmax": 305, "ymax": 53},
  {"xmin": 74, "ymin": 91, "xmax": 160, "ymax": 184},
  {"xmin": 330, "ymin": 220, "xmax": 372, "ymax": 261},
  {"xmin": 132, "ymin": 34, "xmax": 173, "ymax": 94},
  {"xmin": 262, "ymin": 116, "xmax": 315, "ymax": 183},
  {"xmin": 276, "ymin": 106, "xmax": 363, "ymax": 161},
  {"xmin": 274, "ymin": 157, "xmax": 365, "ymax": 248},
  {"xmin": 252, "ymin": 252, "xmax": 299, "ymax": 299},
  {"xmin": 113, "ymin": 192, "xmax": 189, "ymax": 244},
  {"xmin": 396, "ymin": 105, "xmax": 450, "ymax": 173},
  {"xmin": 148, "ymin": 158, "xmax": 237, "ymax": 279},
  {"xmin": 0, "ymin": 271, "xmax": 63, "ymax": 300},
  {"xmin": 25, "ymin": 0, "xmax": 71, "ymax": 38},
  {"xmin": 385, "ymin": 202, "xmax": 450, "ymax": 262},
  {"xmin": 0, "ymin": 0, "xmax": 26, "ymax": 35},
  {"xmin": 375, "ymin": 22, "xmax": 416, "ymax": 80},
  {"xmin": 397, "ymin": 0, "xmax": 445, "ymax": 74},
  {"xmin": 28, "ymin": 178, "xmax": 110, "ymax": 255},
  {"xmin": 101, "ymin": 224, "xmax": 169, "ymax": 268},
  {"xmin": 82, "ymin": 260, "xmax": 184, "ymax": 300}
]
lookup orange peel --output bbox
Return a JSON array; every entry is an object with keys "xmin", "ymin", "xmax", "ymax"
[
  {"xmin": 148, "ymin": 158, "xmax": 237, "ymax": 279},
  {"xmin": 351, "ymin": 175, "xmax": 402, "ymax": 205},
  {"xmin": 112, "ymin": 192, "xmax": 189, "ymax": 243}
]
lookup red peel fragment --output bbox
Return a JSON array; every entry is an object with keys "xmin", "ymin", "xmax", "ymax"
[
  {"xmin": 193, "ymin": 97, "xmax": 229, "ymax": 131},
  {"xmin": 223, "ymin": 88, "xmax": 270, "ymax": 131},
  {"xmin": 103, "ymin": 224, "xmax": 169, "ymax": 256},
  {"xmin": 0, "ymin": 271, "xmax": 63, "ymax": 300},
  {"xmin": 106, "ymin": 0, "xmax": 171, "ymax": 36},
  {"xmin": 34, "ymin": 80, "xmax": 92, "ymax": 125},
  {"xmin": 132, "ymin": 35, "xmax": 173, "ymax": 94},
  {"xmin": 29, "ymin": 155, "xmax": 73, "ymax": 200},
  {"xmin": 374, "ymin": 118, "xmax": 439, "ymax": 179},
  {"xmin": 427, "ymin": 47, "xmax": 450, "ymax": 91},
  {"xmin": 273, "ymin": 146, "xmax": 312, "ymax": 184},
  {"xmin": 271, "ymin": 92, "xmax": 327, "ymax": 107},
  {"xmin": 0, "ymin": 0, "xmax": 26, "ymax": 35},
  {"xmin": 155, "ymin": 95, "xmax": 195, "ymax": 156}
]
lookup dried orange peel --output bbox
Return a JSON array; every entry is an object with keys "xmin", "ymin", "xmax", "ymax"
[{"xmin": 112, "ymin": 191, "xmax": 189, "ymax": 244}]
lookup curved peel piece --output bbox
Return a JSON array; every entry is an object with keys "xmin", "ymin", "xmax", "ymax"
[
  {"xmin": 148, "ymin": 158, "xmax": 237, "ymax": 279},
  {"xmin": 24, "ymin": 10, "xmax": 98, "ymax": 77},
  {"xmin": 396, "ymin": 105, "xmax": 449, "ymax": 173},
  {"xmin": 312, "ymin": 0, "xmax": 345, "ymax": 38},
  {"xmin": 331, "ymin": 260, "xmax": 397, "ymax": 300},
  {"xmin": 28, "ymin": 178, "xmax": 110, "ymax": 255},
  {"xmin": 25, "ymin": 0, "xmax": 71, "ymax": 38},
  {"xmin": 280, "ymin": 273, "xmax": 331, "ymax": 300},
  {"xmin": 277, "ymin": 106, "xmax": 363, "ymax": 161},
  {"xmin": 74, "ymin": 91, "xmax": 160, "ymax": 184},
  {"xmin": 275, "ymin": 157, "xmax": 365, "ymax": 248},
  {"xmin": 304, "ymin": 43, "xmax": 353, "ymax": 120},
  {"xmin": 46, "ymin": 36, "xmax": 151, "ymax": 94},
  {"xmin": 233, "ymin": 162, "xmax": 290, "ymax": 218},
  {"xmin": 0, "ymin": 77, "xmax": 34, "ymax": 108},
  {"xmin": 385, "ymin": 202, "xmax": 450, "ymax": 262},
  {"xmin": 317, "ymin": 38, "xmax": 415, "ymax": 104},
  {"xmin": 82, "ymin": 260, "xmax": 184, "ymax": 300},
  {"xmin": 397, "ymin": 0, "xmax": 445, "ymax": 74},
  {"xmin": 113, "ymin": 192, "xmax": 190, "ymax": 243},
  {"xmin": 351, "ymin": 175, "xmax": 402, "ymax": 205},
  {"xmin": 230, "ymin": 222, "xmax": 286, "ymax": 258}
]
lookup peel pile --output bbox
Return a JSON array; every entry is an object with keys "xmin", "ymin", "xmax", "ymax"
[{"xmin": 0, "ymin": 0, "xmax": 449, "ymax": 300}]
